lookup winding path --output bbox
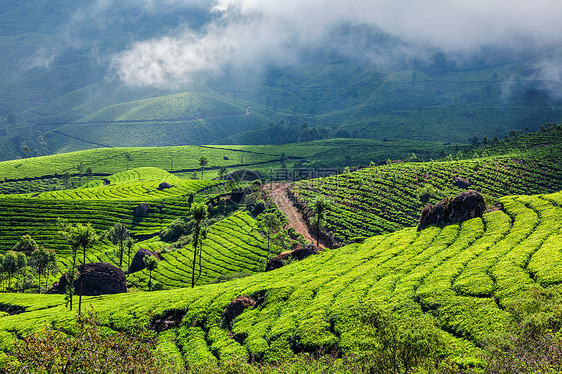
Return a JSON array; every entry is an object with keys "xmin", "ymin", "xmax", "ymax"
[{"xmin": 265, "ymin": 182, "xmax": 326, "ymax": 248}]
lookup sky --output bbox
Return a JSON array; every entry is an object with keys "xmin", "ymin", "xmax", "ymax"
[{"xmin": 104, "ymin": 0, "xmax": 562, "ymax": 90}]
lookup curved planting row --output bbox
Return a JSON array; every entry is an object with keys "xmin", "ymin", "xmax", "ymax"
[
  {"xmin": 1, "ymin": 190, "xmax": 560, "ymax": 367},
  {"xmin": 295, "ymin": 150, "xmax": 562, "ymax": 243},
  {"xmin": 0, "ymin": 197, "xmax": 192, "ymax": 255},
  {"xmin": 127, "ymin": 211, "xmax": 270, "ymax": 289}
]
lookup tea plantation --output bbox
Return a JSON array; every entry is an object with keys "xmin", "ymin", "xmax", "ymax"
[
  {"xmin": 0, "ymin": 166, "xmax": 278, "ymax": 291},
  {"xmin": 0, "ymin": 190, "xmax": 560, "ymax": 370},
  {"xmin": 294, "ymin": 127, "xmax": 562, "ymax": 243}
]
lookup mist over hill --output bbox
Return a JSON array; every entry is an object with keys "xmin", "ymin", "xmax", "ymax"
[{"xmin": 1, "ymin": 0, "xmax": 562, "ymax": 160}]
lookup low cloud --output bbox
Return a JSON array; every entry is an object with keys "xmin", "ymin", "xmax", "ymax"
[
  {"xmin": 535, "ymin": 57, "xmax": 562, "ymax": 99},
  {"xmin": 113, "ymin": 0, "xmax": 562, "ymax": 87}
]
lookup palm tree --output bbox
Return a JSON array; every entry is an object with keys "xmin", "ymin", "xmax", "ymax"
[
  {"xmin": 258, "ymin": 213, "xmax": 281, "ymax": 262},
  {"xmin": 109, "ymin": 222, "xmax": 130, "ymax": 269},
  {"xmin": 311, "ymin": 196, "xmax": 331, "ymax": 246},
  {"xmin": 143, "ymin": 255, "xmax": 158, "ymax": 291},
  {"xmin": 125, "ymin": 237, "xmax": 135, "ymax": 272},
  {"xmin": 190, "ymin": 203, "xmax": 208, "ymax": 288},
  {"xmin": 199, "ymin": 157, "xmax": 208, "ymax": 179},
  {"xmin": 59, "ymin": 220, "xmax": 99, "ymax": 314}
]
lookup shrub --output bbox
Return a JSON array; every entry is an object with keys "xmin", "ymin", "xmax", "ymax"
[{"xmin": 3, "ymin": 309, "xmax": 177, "ymax": 374}]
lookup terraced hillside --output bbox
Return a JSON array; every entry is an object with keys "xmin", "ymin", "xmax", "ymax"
[
  {"xmin": 294, "ymin": 127, "xmax": 562, "ymax": 243},
  {"xmin": 0, "ymin": 168, "xmax": 215, "ymax": 252},
  {"xmin": 127, "ymin": 211, "xmax": 269, "ymax": 289},
  {"xmin": 0, "ymin": 165, "xmax": 279, "ymax": 291},
  {"xmin": 0, "ymin": 139, "xmax": 454, "ymax": 184},
  {"xmin": 1, "ymin": 190, "xmax": 560, "ymax": 369}
]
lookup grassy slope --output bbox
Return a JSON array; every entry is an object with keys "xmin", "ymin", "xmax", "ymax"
[
  {"xmin": 1, "ymin": 190, "xmax": 560, "ymax": 366},
  {"xmin": 0, "ymin": 168, "xmax": 212, "ymax": 251},
  {"xmin": 0, "ymin": 139, "xmax": 454, "ymax": 184},
  {"xmin": 126, "ymin": 210, "xmax": 270, "ymax": 290},
  {"xmin": 294, "ymin": 126, "xmax": 562, "ymax": 243},
  {"xmin": 0, "ymin": 166, "xmax": 275, "ymax": 290}
]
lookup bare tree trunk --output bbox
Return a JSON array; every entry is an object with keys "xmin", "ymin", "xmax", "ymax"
[
  {"xmin": 191, "ymin": 244, "xmax": 197, "ymax": 288},
  {"xmin": 79, "ymin": 246, "xmax": 86, "ymax": 315}
]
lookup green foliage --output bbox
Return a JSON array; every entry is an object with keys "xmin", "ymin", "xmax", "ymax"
[
  {"xmin": 28, "ymin": 247, "xmax": 57, "ymax": 292},
  {"xmin": 12, "ymin": 235, "xmax": 38, "ymax": 253},
  {"xmin": 296, "ymin": 137, "xmax": 562, "ymax": 243},
  {"xmin": 190, "ymin": 202, "xmax": 208, "ymax": 288},
  {"xmin": 0, "ymin": 190, "xmax": 561, "ymax": 370},
  {"xmin": 258, "ymin": 212, "xmax": 282, "ymax": 261},
  {"xmin": 3, "ymin": 310, "xmax": 171, "ymax": 374},
  {"xmin": 210, "ymin": 272, "xmax": 252, "ymax": 284},
  {"xmin": 58, "ymin": 220, "xmax": 99, "ymax": 313},
  {"xmin": 310, "ymin": 195, "xmax": 331, "ymax": 246},
  {"xmin": 143, "ymin": 255, "xmax": 159, "ymax": 291},
  {"xmin": 108, "ymin": 222, "xmax": 130, "ymax": 269}
]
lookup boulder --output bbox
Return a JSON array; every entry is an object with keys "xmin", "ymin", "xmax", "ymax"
[
  {"xmin": 223, "ymin": 295, "xmax": 256, "ymax": 328},
  {"xmin": 51, "ymin": 262, "xmax": 127, "ymax": 296},
  {"xmin": 151, "ymin": 310, "xmax": 186, "ymax": 332},
  {"xmin": 158, "ymin": 182, "xmax": 172, "ymax": 190},
  {"xmin": 129, "ymin": 247, "xmax": 160, "ymax": 273},
  {"xmin": 454, "ymin": 177, "xmax": 472, "ymax": 189},
  {"xmin": 418, "ymin": 190, "xmax": 485, "ymax": 231},
  {"xmin": 448, "ymin": 190, "xmax": 486, "ymax": 224},
  {"xmin": 265, "ymin": 244, "xmax": 320, "ymax": 272},
  {"xmin": 264, "ymin": 252, "xmax": 290, "ymax": 272},
  {"xmin": 134, "ymin": 202, "xmax": 150, "ymax": 217},
  {"xmin": 291, "ymin": 244, "xmax": 320, "ymax": 260},
  {"xmin": 418, "ymin": 202, "xmax": 450, "ymax": 231}
]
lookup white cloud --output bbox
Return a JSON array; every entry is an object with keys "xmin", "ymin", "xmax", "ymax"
[{"xmin": 113, "ymin": 0, "xmax": 562, "ymax": 87}]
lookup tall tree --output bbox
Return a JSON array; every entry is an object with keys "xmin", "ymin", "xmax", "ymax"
[
  {"xmin": 143, "ymin": 255, "xmax": 158, "ymax": 291},
  {"xmin": 199, "ymin": 156, "xmax": 208, "ymax": 179},
  {"xmin": 15, "ymin": 252, "xmax": 27, "ymax": 292},
  {"xmin": 218, "ymin": 166, "xmax": 227, "ymax": 180},
  {"xmin": 258, "ymin": 213, "xmax": 282, "ymax": 262},
  {"xmin": 311, "ymin": 196, "xmax": 331, "ymax": 246},
  {"xmin": 125, "ymin": 237, "xmax": 135, "ymax": 272},
  {"xmin": 0, "ymin": 254, "xmax": 4, "ymax": 291},
  {"xmin": 109, "ymin": 222, "xmax": 130, "ymax": 269},
  {"xmin": 190, "ymin": 203, "xmax": 208, "ymax": 288},
  {"xmin": 125, "ymin": 152, "xmax": 133, "ymax": 171},
  {"xmin": 59, "ymin": 220, "xmax": 99, "ymax": 314},
  {"xmin": 3, "ymin": 251, "xmax": 18, "ymax": 291},
  {"xmin": 29, "ymin": 247, "xmax": 57, "ymax": 292}
]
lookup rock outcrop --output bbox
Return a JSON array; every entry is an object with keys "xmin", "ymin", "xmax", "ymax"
[
  {"xmin": 448, "ymin": 190, "xmax": 486, "ymax": 224},
  {"xmin": 51, "ymin": 262, "xmax": 127, "ymax": 296},
  {"xmin": 129, "ymin": 247, "xmax": 160, "ymax": 273},
  {"xmin": 158, "ymin": 182, "xmax": 172, "ymax": 190},
  {"xmin": 418, "ymin": 190, "xmax": 486, "ymax": 231},
  {"xmin": 265, "ymin": 244, "xmax": 320, "ymax": 272},
  {"xmin": 133, "ymin": 202, "xmax": 150, "ymax": 217},
  {"xmin": 223, "ymin": 295, "xmax": 256, "ymax": 327},
  {"xmin": 454, "ymin": 177, "xmax": 472, "ymax": 189}
]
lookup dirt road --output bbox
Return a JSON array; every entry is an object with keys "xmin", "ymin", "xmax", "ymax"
[{"xmin": 265, "ymin": 182, "xmax": 324, "ymax": 247}]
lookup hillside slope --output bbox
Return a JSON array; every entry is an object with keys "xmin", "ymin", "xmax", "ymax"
[
  {"xmin": 294, "ymin": 126, "xmax": 562, "ymax": 243},
  {"xmin": 0, "ymin": 190, "xmax": 560, "ymax": 368}
]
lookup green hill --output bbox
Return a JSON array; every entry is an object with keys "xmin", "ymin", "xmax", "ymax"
[
  {"xmin": 1, "ymin": 190, "xmax": 560, "ymax": 370},
  {"xmin": 294, "ymin": 126, "xmax": 562, "ymax": 243},
  {"xmin": 2, "ymin": 0, "xmax": 562, "ymax": 162},
  {"xmin": 0, "ymin": 166, "xmax": 278, "ymax": 290}
]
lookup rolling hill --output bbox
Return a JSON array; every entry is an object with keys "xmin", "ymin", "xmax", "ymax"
[
  {"xmin": 294, "ymin": 126, "xmax": 562, "ymax": 244},
  {"xmin": 0, "ymin": 189, "xmax": 560, "ymax": 370},
  {"xmin": 1, "ymin": 2, "xmax": 562, "ymax": 161}
]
